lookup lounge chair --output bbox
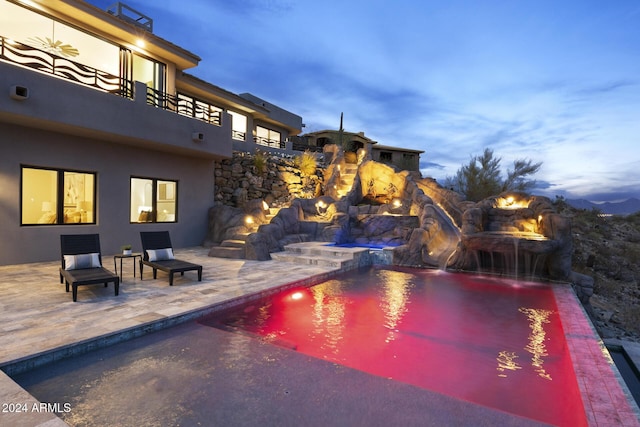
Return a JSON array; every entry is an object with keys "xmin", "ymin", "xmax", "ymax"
[
  {"xmin": 139, "ymin": 231, "xmax": 203, "ymax": 286},
  {"xmin": 60, "ymin": 234, "xmax": 120, "ymax": 302}
]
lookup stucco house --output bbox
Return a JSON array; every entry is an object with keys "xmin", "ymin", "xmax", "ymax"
[
  {"xmin": 300, "ymin": 129, "xmax": 424, "ymax": 172},
  {"xmin": 0, "ymin": 0, "xmax": 302, "ymax": 265}
]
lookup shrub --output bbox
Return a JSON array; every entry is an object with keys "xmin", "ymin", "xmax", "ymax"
[
  {"xmin": 253, "ymin": 151, "xmax": 268, "ymax": 175},
  {"xmin": 293, "ymin": 151, "xmax": 317, "ymax": 176}
]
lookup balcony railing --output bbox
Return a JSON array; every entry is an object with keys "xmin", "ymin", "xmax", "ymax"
[
  {"xmin": 255, "ymin": 136, "xmax": 285, "ymax": 149},
  {"xmin": 146, "ymin": 86, "xmax": 177, "ymax": 110},
  {"xmin": 176, "ymin": 94, "xmax": 222, "ymax": 126},
  {"xmin": 1, "ymin": 36, "xmax": 132, "ymax": 98}
]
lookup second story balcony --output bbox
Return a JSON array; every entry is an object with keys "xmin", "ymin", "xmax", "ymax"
[{"xmin": 0, "ymin": 53, "xmax": 232, "ymax": 160}]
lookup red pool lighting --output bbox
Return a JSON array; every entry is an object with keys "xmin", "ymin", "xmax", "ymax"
[{"xmin": 208, "ymin": 266, "xmax": 589, "ymax": 426}]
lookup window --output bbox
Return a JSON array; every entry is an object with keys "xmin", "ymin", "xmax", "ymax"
[
  {"xmin": 255, "ymin": 126, "xmax": 281, "ymax": 147},
  {"xmin": 379, "ymin": 151, "xmax": 393, "ymax": 163},
  {"xmin": 21, "ymin": 166, "xmax": 96, "ymax": 225},
  {"xmin": 130, "ymin": 177, "xmax": 177, "ymax": 223},
  {"xmin": 228, "ymin": 111, "xmax": 247, "ymax": 141}
]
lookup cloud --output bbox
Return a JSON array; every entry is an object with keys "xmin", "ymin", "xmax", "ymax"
[{"xmin": 87, "ymin": 0, "xmax": 640, "ymax": 202}]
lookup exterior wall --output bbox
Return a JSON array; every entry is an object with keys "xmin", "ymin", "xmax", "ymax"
[
  {"xmin": 371, "ymin": 147, "xmax": 422, "ymax": 172},
  {"xmin": 0, "ymin": 123, "xmax": 215, "ymax": 265}
]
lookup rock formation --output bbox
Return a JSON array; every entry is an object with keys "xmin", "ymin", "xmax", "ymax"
[{"xmin": 205, "ymin": 145, "xmax": 591, "ymax": 306}]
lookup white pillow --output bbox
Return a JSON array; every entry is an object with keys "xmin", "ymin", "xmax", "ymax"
[
  {"xmin": 147, "ymin": 248, "xmax": 174, "ymax": 261},
  {"xmin": 64, "ymin": 253, "xmax": 101, "ymax": 270}
]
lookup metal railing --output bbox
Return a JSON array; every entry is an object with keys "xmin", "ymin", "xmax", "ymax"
[
  {"xmin": 1, "ymin": 36, "xmax": 132, "ymax": 97},
  {"xmin": 255, "ymin": 136, "xmax": 285, "ymax": 149},
  {"xmin": 176, "ymin": 94, "xmax": 222, "ymax": 126},
  {"xmin": 146, "ymin": 86, "xmax": 177, "ymax": 110},
  {"xmin": 232, "ymin": 130, "xmax": 246, "ymax": 141}
]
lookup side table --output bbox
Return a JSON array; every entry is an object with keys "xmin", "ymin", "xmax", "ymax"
[{"xmin": 113, "ymin": 253, "xmax": 142, "ymax": 281}]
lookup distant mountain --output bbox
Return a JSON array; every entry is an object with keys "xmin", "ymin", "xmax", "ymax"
[{"xmin": 566, "ymin": 198, "xmax": 640, "ymax": 215}]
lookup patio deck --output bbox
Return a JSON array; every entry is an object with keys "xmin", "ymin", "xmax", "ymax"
[{"xmin": 0, "ymin": 247, "xmax": 638, "ymax": 426}]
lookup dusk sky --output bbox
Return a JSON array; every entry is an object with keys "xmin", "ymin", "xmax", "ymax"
[{"xmin": 91, "ymin": 0, "xmax": 640, "ymax": 203}]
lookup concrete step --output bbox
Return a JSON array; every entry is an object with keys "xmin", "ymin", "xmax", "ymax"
[
  {"xmin": 344, "ymin": 165, "xmax": 358, "ymax": 174},
  {"xmin": 270, "ymin": 252, "xmax": 358, "ymax": 269},
  {"xmin": 221, "ymin": 239, "xmax": 246, "ymax": 248},
  {"xmin": 230, "ymin": 233, "xmax": 251, "ymax": 241},
  {"xmin": 208, "ymin": 245, "xmax": 245, "ymax": 259},
  {"xmin": 271, "ymin": 242, "xmax": 371, "ymax": 269}
]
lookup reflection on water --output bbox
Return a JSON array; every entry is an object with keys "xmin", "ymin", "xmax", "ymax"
[
  {"xmin": 311, "ymin": 280, "xmax": 346, "ymax": 354},
  {"xmin": 377, "ymin": 269, "xmax": 413, "ymax": 343},
  {"xmin": 496, "ymin": 351, "xmax": 522, "ymax": 377},
  {"xmin": 496, "ymin": 308, "xmax": 554, "ymax": 380},
  {"xmin": 519, "ymin": 307, "xmax": 554, "ymax": 381}
]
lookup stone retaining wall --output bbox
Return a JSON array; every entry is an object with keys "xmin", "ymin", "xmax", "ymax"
[{"xmin": 214, "ymin": 151, "xmax": 325, "ymax": 207}]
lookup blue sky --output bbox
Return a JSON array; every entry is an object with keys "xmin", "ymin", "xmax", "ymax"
[{"xmin": 91, "ymin": 0, "xmax": 640, "ymax": 202}]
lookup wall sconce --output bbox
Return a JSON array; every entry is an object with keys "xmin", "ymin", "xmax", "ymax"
[{"xmin": 192, "ymin": 132, "xmax": 204, "ymax": 142}]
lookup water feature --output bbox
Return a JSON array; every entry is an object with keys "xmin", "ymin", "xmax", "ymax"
[{"xmin": 201, "ymin": 265, "xmax": 587, "ymax": 426}]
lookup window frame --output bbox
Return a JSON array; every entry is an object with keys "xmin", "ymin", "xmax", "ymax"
[
  {"xmin": 129, "ymin": 176, "xmax": 178, "ymax": 224},
  {"xmin": 20, "ymin": 165, "xmax": 97, "ymax": 226}
]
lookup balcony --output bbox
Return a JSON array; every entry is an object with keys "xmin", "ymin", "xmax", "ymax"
[
  {"xmin": 0, "ymin": 48, "xmax": 232, "ymax": 160},
  {"xmin": 1, "ymin": 36, "xmax": 229, "ymax": 132}
]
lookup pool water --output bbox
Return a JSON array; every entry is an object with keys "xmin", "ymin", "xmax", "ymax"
[{"xmin": 202, "ymin": 265, "xmax": 587, "ymax": 426}]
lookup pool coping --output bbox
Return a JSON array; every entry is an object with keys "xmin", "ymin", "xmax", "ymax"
[{"xmin": 554, "ymin": 283, "xmax": 640, "ymax": 426}]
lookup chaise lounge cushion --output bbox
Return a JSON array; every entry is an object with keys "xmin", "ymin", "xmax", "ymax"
[
  {"xmin": 64, "ymin": 252, "xmax": 101, "ymax": 270},
  {"xmin": 146, "ymin": 248, "xmax": 174, "ymax": 261}
]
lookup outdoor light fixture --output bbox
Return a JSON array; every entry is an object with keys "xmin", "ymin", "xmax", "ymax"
[
  {"xmin": 315, "ymin": 200, "xmax": 327, "ymax": 215},
  {"xmin": 262, "ymin": 201, "xmax": 269, "ymax": 211},
  {"xmin": 245, "ymin": 215, "xmax": 254, "ymax": 225},
  {"xmin": 392, "ymin": 198, "xmax": 402, "ymax": 208},
  {"xmin": 10, "ymin": 85, "xmax": 29, "ymax": 100}
]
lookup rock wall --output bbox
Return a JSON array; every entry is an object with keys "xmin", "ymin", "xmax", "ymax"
[{"xmin": 214, "ymin": 151, "xmax": 324, "ymax": 208}]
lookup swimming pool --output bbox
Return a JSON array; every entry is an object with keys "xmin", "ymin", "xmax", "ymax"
[{"xmin": 202, "ymin": 265, "xmax": 587, "ymax": 426}]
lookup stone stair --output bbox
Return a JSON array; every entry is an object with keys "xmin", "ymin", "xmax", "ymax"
[
  {"xmin": 336, "ymin": 164, "xmax": 358, "ymax": 198},
  {"xmin": 270, "ymin": 242, "xmax": 370, "ymax": 269},
  {"xmin": 266, "ymin": 207, "xmax": 280, "ymax": 221},
  {"xmin": 209, "ymin": 208, "xmax": 282, "ymax": 260},
  {"xmin": 208, "ymin": 233, "xmax": 251, "ymax": 259}
]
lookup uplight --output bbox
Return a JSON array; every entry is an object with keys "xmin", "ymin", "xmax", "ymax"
[{"xmin": 245, "ymin": 215, "xmax": 254, "ymax": 225}]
